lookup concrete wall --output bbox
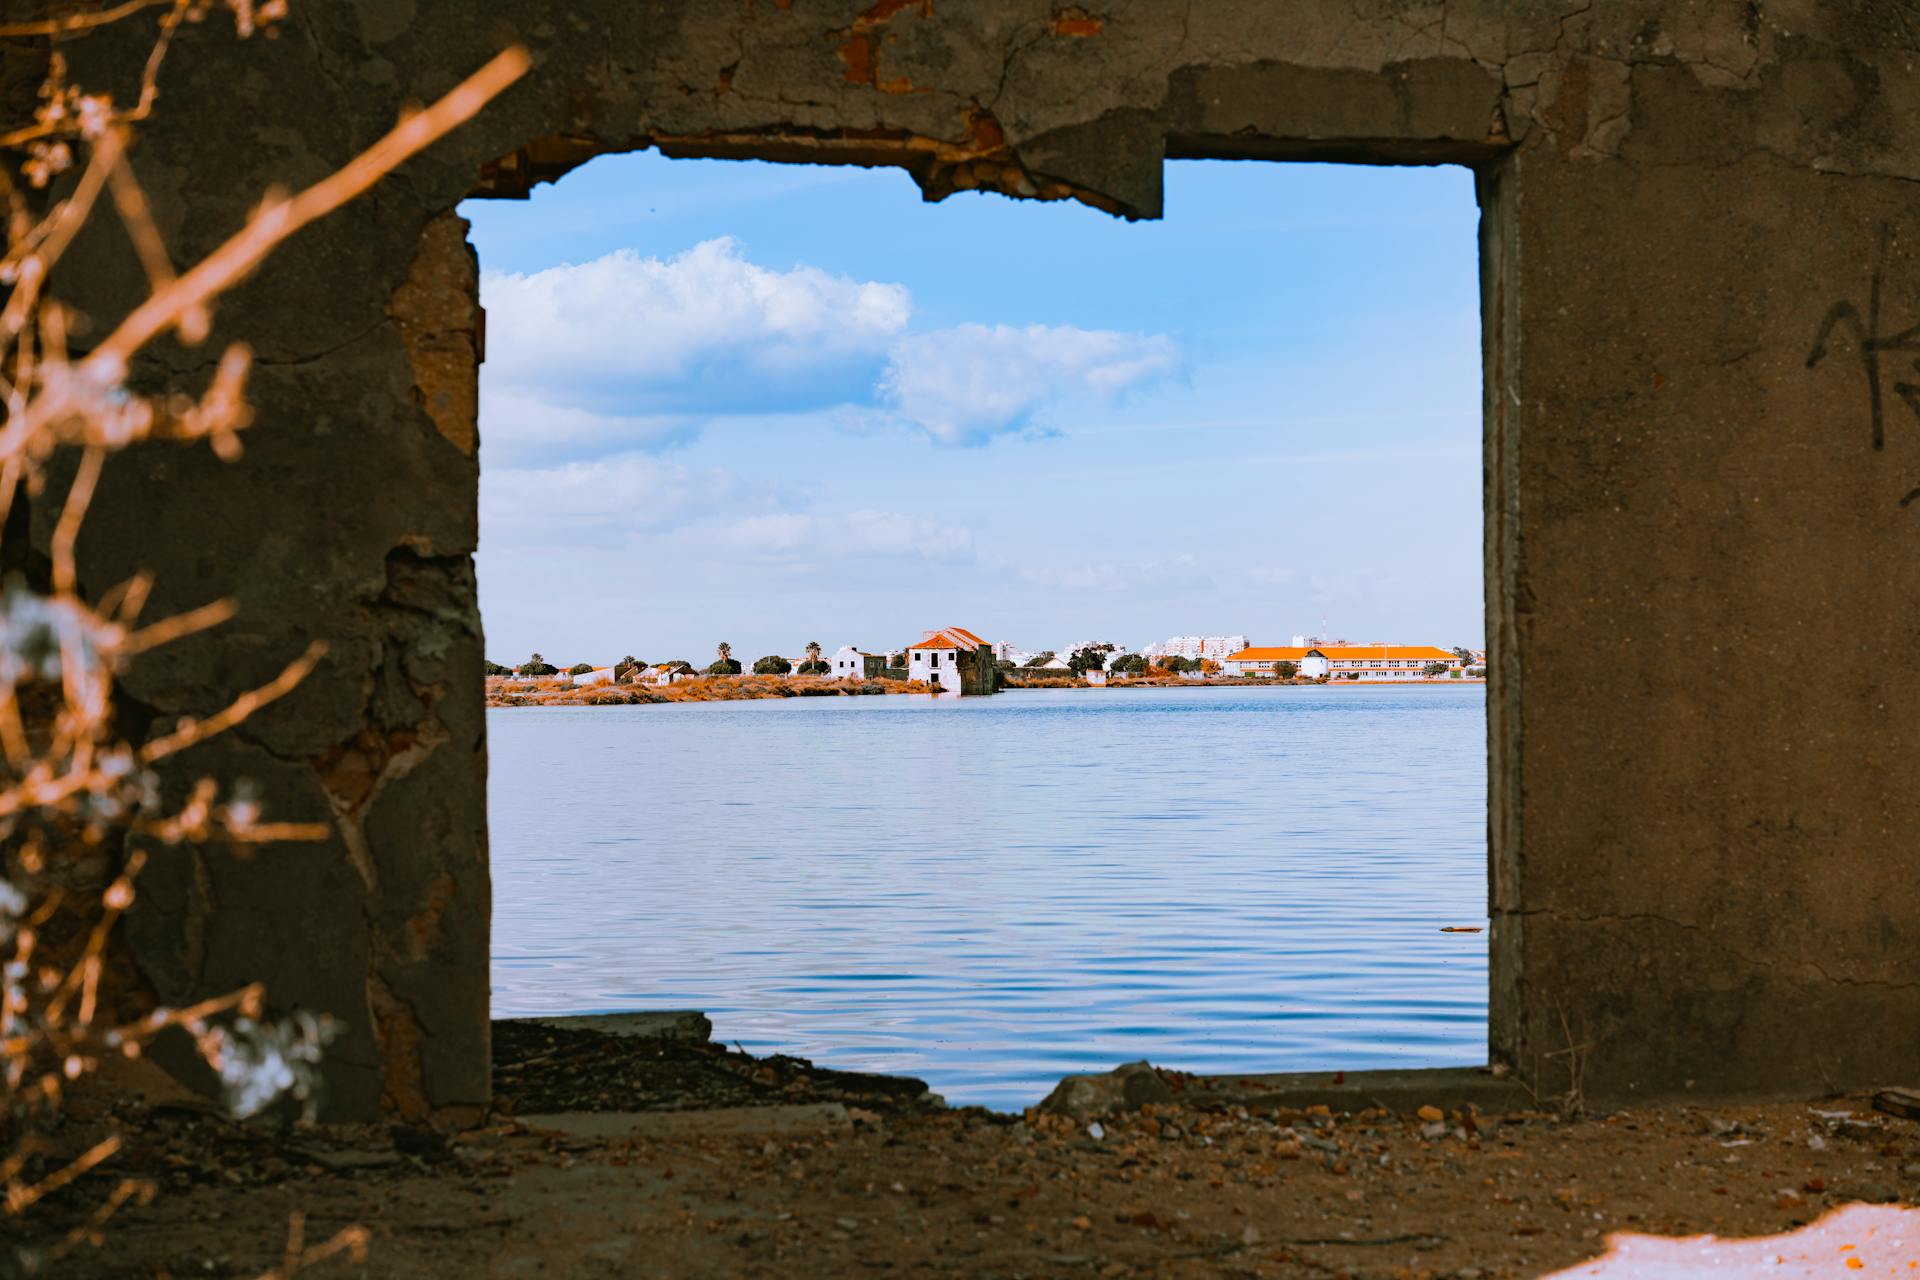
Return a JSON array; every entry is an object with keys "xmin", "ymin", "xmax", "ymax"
[{"xmin": 30, "ymin": 0, "xmax": 1920, "ymax": 1117}]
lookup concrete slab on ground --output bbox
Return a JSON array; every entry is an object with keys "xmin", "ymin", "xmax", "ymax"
[{"xmin": 498, "ymin": 1011, "xmax": 713, "ymax": 1042}]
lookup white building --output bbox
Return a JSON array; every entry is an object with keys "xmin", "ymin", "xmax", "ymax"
[
  {"xmin": 563, "ymin": 666, "xmax": 615, "ymax": 687},
  {"xmin": 1143, "ymin": 635, "xmax": 1250, "ymax": 661},
  {"xmin": 906, "ymin": 626, "xmax": 994, "ymax": 693},
  {"xmin": 1221, "ymin": 645, "xmax": 1461, "ymax": 680},
  {"xmin": 830, "ymin": 645, "xmax": 882, "ymax": 679}
]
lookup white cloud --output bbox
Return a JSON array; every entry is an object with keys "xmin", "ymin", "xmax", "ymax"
[
  {"xmin": 722, "ymin": 509, "xmax": 975, "ymax": 562},
  {"xmin": 479, "ymin": 388, "xmax": 698, "ymax": 467},
  {"xmin": 878, "ymin": 323, "xmax": 1181, "ymax": 445},
  {"xmin": 479, "ymin": 238, "xmax": 911, "ymax": 423},
  {"xmin": 480, "ymin": 452, "xmax": 747, "ymax": 548}
]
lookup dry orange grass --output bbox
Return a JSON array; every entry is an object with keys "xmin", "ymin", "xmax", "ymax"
[{"xmin": 486, "ymin": 674, "xmax": 931, "ymax": 707}]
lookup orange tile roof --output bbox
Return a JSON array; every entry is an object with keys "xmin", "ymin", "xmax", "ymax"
[
  {"xmin": 1312, "ymin": 646, "xmax": 1458, "ymax": 662},
  {"xmin": 1224, "ymin": 645, "xmax": 1458, "ymax": 663},
  {"xmin": 909, "ymin": 627, "xmax": 989, "ymax": 650}
]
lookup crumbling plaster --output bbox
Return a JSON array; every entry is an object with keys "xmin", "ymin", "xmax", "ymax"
[{"xmin": 21, "ymin": 0, "xmax": 1920, "ymax": 1118}]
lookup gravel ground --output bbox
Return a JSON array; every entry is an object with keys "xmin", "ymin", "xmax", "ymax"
[{"xmin": 16, "ymin": 1030, "xmax": 1920, "ymax": 1278}]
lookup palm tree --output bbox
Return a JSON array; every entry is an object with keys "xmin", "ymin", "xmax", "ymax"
[
  {"xmin": 804, "ymin": 640, "xmax": 822, "ymax": 664},
  {"xmin": 716, "ymin": 641, "xmax": 732, "ymax": 663}
]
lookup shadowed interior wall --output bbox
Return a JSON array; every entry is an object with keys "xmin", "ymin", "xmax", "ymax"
[{"xmin": 26, "ymin": 0, "xmax": 1920, "ymax": 1119}]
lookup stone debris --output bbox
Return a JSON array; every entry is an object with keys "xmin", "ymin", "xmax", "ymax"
[{"xmin": 491, "ymin": 1017, "xmax": 944, "ymax": 1116}]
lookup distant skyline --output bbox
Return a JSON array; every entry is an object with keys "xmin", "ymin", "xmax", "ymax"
[{"xmin": 461, "ymin": 155, "xmax": 1483, "ymax": 666}]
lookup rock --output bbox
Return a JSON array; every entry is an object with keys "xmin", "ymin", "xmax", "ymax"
[
  {"xmin": 1038, "ymin": 1062, "xmax": 1176, "ymax": 1118},
  {"xmin": 502, "ymin": 1011, "xmax": 713, "ymax": 1042},
  {"xmin": 1837, "ymin": 1182, "xmax": 1901, "ymax": 1204},
  {"xmin": 299, "ymin": 1147, "xmax": 404, "ymax": 1173}
]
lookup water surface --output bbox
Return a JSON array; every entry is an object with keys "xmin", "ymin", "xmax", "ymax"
[{"xmin": 489, "ymin": 685, "xmax": 1487, "ymax": 1110}]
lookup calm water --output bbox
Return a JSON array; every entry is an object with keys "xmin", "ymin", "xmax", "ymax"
[{"xmin": 488, "ymin": 685, "xmax": 1488, "ymax": 1110}]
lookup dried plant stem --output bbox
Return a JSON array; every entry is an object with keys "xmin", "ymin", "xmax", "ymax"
[
  {"xmin": 0, "ymin": 1, "xmax": 174, "ymax": 39},
  {"xmin": 256, "ymin": 1216, "xmax": 371, "ymax": 1279},
  {"xmin": 1, "ymin": 16, "xmax": 527, "ymax": 1272},
  {"xmin": 138, "ymin": 638, "xmax": 326, "ymax": 763},
  {"xmin": 17, "ymin": 45, "xmax": 530, "ymax": 456},
  {"xmin": 4, "ymin": 1135, "xmax": 119, "ymax": 1214}
]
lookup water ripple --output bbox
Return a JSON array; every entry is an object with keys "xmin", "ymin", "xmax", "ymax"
[{"xmin": 489, "ymin": 685, "xmax": 1488, "ymax": 1110}]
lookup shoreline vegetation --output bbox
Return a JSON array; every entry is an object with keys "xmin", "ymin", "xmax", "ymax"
[
  {"xmin": 485, "ymin": 671, "xmax": 1487, "ymax": 708},
  {"xmin": 487, "ymin": 673, "xmax": 932, "ymax": 707}
]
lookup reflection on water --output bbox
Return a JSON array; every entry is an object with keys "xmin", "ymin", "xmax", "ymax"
[{"xmin": 488, "ymin": 684, "xmax": 1488, "ymax": 1111}]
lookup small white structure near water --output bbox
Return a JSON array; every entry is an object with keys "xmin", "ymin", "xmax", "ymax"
[{"xmin": 830, "ymin": 645, "xmax": 881, "ymax": 679}]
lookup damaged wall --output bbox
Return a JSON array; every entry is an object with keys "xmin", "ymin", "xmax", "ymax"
[{"xmin": 28, "ymin": 0, "xmax": 1920, "ymax": 1117}]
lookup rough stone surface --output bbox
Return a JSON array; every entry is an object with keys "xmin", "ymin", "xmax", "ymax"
[{"xmin": 23, "ymin": 1, "xmax": 1920, "ymax": 1117}]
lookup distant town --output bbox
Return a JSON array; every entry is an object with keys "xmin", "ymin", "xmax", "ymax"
[{"xmin": 487, "ymin": 628, "xmax": 1489, "ymax": 703}]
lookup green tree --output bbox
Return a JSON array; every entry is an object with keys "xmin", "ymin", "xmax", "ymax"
[
  {"xmin": 1067, "ymin": 645, "xmax": 1112, "ymax": 674},
  {"xmin": 753, "ymin": 654, "xmax": 792, "ymax": 675},
  {"xmin": 567, "ymin": 662, "xmax": 594, "ymax": 676},
  {"xmin": 709, "ymin": 641, "xmax": 740, "ymax": 676},
  {"xmin": 1423, "ymin": 661, "xmax": 1449, "ymax": 677},
  {"xmin": 1452, "ymin": 646, "xmax": 1472, "ymax": 665},
  {"xmin": 1024, "ymin": 651, "xmax": 1056, "ymax": 669},
  {"xmin": 1273, "ymin": 660, "xmax": 1297, "ymax": 679},
  {"xmin": 804, "ymin": 641, "xmax": 823, "ymax": 664},
  {"xmin": 1111, "ymin": 653, "xmax": 1148, "ymax": 674},
  {"xmin": 516, "ymin": 652, "xmax": 557, "ymax": 677},
  {"xmin": 484, "ymin": 659, "xmax": 512, "ymax": 676}
]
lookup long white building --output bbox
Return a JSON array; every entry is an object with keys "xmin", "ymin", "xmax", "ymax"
[{"xmin": 1221, "ymin": 644, "xmax": 1462, "ymax": 679}]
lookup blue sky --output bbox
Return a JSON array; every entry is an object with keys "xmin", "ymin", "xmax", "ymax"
[{"xmin": 461, "ymin": 155, "xmax": 1483, "ymax": 668}]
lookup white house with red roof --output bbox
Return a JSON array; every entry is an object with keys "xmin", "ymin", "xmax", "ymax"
[{"xmin": 905, "ymin": 626, "xmax": 997, "ymax": 694}]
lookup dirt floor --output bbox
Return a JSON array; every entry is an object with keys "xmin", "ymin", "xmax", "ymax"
[{"xmin": 17, "ymin": 1022, "xmax": 1920, "ymax": 1278}]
